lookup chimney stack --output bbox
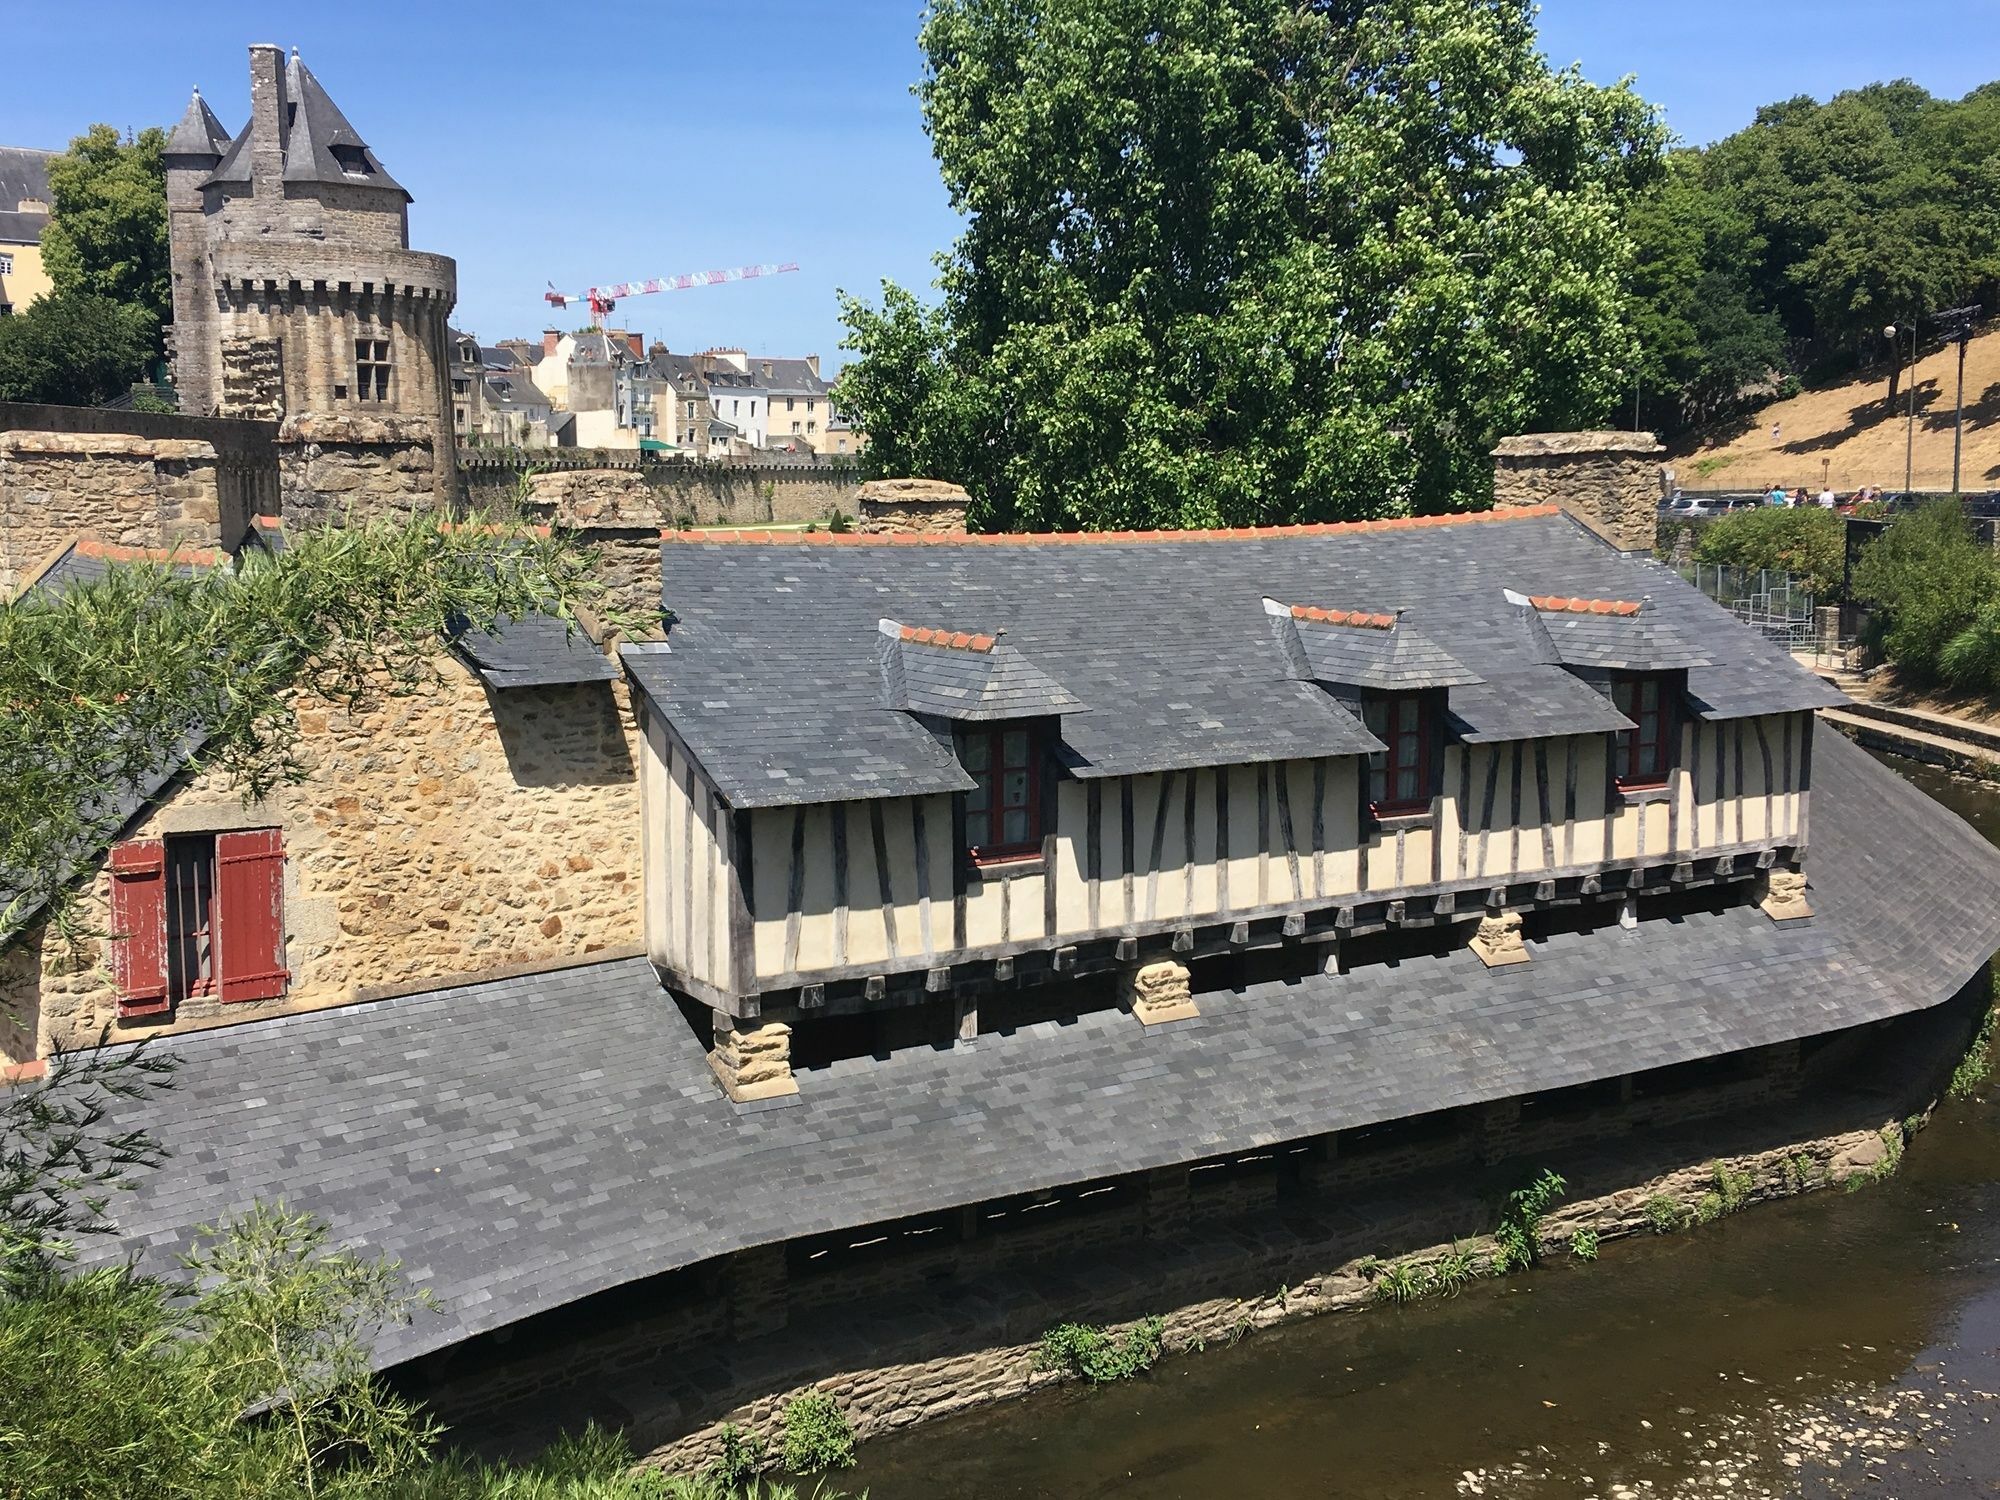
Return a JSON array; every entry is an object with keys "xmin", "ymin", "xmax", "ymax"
[
  {"xmin": 542, "ymin": 328, "xmax": 561, "ymax": 359},
  {"xmin": 245, "ymin": 44, "xmax": 288, "ymax": 204},
  {"xmin": 626, "ymin": 331, "xmax": 644, "ymax": 359},
  {"xmin": 1491, "ymin": 432, "xmax": 1667, "ymax": 554},
  {"xmin": 854, "ymin": 477, "xmax": 972, "ymax": 536}
]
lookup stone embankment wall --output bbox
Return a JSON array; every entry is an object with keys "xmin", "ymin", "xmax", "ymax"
[
  {"xmin": 0, "ymin": 655, "xmax": 643, "ymax": 1063},
  {"xmin": 460, "ymin": 452, "xmax": 862, "ymax": 528}
]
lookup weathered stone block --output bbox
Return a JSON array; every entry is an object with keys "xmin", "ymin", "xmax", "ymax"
[
  {"xmin": 1470, "ymin": 909, "xmax": 1531, "ymax": 968},
  {"xmin": 1491, "ymin": 431, "xmax": 1665, "ymax": 553},
  {"xmin": 1759, "ymin": 868, "xmax": 1813, "ymax": 922},
  {"xmin": 1116, "ymin": 959, "xmax": 1199, "ymax": 1025},
  {"xmin": 855, "ymin": 477, "xmax": 970, "ymax": 535},
  {"xmin": 710, "ymin": 1020, "xmax": 799, "ymax": 1102}
]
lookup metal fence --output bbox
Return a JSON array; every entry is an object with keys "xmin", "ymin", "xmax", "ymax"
[{"xmin": 1675, "ymin": 563, "xmax": 1819, "ymax": 652}]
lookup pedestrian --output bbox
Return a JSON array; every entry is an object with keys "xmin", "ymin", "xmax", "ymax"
[
  {"xmin": 1817, "ymin": 486, "xmax": 1835, "ymax": 508},
  {"xmin": 1768, "ymin": 483, "xmax": 1787, "ymax": 507},
  {"xmin": 1772, "ymin": 421, "xmax": 1783, "ymax": 445}
]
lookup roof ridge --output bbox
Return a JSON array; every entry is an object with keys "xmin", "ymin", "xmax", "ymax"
[
  {"xmin": 72, "ymin": 538, "xmax": 221, "ymax": 566},
  {"xmin": 1288, "ymin": 604, "xmax": 1395, "ymax": 630},
  {"xmin": 661, "ymin": 504, "xmax": 1562, "ymax": 547},
  {"xmin": 1529, "ymin": 595, "xmax": 1643, "ymax": 616},
  {"xmin": 885, "ymin": 621, "xmax": 998, "ymax": 653}
]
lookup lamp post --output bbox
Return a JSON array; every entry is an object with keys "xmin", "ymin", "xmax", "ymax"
[
  {"xmin": 1931, "ymin": 304, "xmax": 1983, "ymax": 496},
  {"xmin": 1885, "ymin": 321, "xmax": 1917, "ymax": 496}
]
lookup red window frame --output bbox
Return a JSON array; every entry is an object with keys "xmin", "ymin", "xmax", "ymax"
[
  {"xmin": 961, "ymin": 726, "xmax": 1041, "ymax": 864},
  {"xmin": 1610, "ymin": 674, "xmax": 1674, "ymax": 789},
  {"xmin": 1360, "ymin": 692, "xmax": 1432, "ymax": 816}
]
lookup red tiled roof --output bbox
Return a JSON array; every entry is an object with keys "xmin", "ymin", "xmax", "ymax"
[
  {"xmin": 1529, "ymin": 595, "xmax": 1642, "ymax": 616},
  {"xmin": 898, "ymin": 625, "xmax": 997, "ymax": 653},
  {"xmin": 1288, "ymin": 605, "xmax": 1395, "ymax": 629},
  {"xmin": 72, "ymin": 538, "xmax": 221, "ymax": 567},
  {"xmin": 659, "ymin": 504, "xmax": 1562, "ymax": 546}
]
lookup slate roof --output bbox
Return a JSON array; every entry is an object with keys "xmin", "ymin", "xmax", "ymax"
[
  {"xmin": 1518, "ymin": 592, "xmax": 1713, "ymax": 672},
  {"xmin": 23, "ymin": 537, "xmax": 221, "ymax": 596},
  {"xmin": 631, "ymin": 510, "xmax": 1841, "ymax": 807},
  {"xmin": 877, "ymin": 620, "xmax": 1086, "ymax": 721},
  {"xmin": 1267, "ymin": 598, "xmax": 1482, "ymax": 692},
  {"xmin": 207, "ymin": 53, "xmax": 408, "ymax": 199},
  {"xmin": 0, "ymin": 145, "xmax": 51, "ymax": 247},
  {"xmin": 450, "ymin": 614, "xmax": 619, "ymax": 689},
  {"xmin": 78, "ymin": 730, "xmax": 2000, "ymax": 1368},
  {"xmin": 164, "ymin": 90, "xmax": 232, "ymax": 160}
]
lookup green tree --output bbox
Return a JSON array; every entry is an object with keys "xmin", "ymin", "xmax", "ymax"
[
  {"xmin": 38, "ymin": 125, "xmax": 171, "ymax": 333},
  {"xmin": 1692, "ymin": 507, "xmax": 1845, "ymax": 600},
  {"xmin": 1851, "ymin": 500, "xmax": 2000, "ymax": 681},
  {"xmin": 0, "ymin": 516, "xmax": 610, "ymax": 940},
  {"xmin": 838, "ymin": 0, "xmax": 1666, "ymax": 531},
  {"xmin": 0, "ymin": 289, "xmax": 156, "ymax": 405}
]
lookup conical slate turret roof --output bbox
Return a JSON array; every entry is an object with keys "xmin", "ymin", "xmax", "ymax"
[
  {"xmin": 165, "ymin": 88, "xmax": 232, "ymax": 161},
  {"xmin": 282, "ymin": 51, "xmax": 406, "ymax": 196}
]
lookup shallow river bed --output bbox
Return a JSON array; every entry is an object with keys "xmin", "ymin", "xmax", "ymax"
[{"xmin": 853, "ymin": 754, "xmax": 2000, "ymax": 1499}]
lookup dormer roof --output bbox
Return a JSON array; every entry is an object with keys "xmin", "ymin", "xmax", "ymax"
[
  {"xmin": 1510, "ymin": 590, "xmax": 1713, "ymax": 672},
  {"xmin": 205, "ymin": 51, "xmax": 408, "ymax": 199},
  {"xmin": 878, "ymin": 620, "xmax": 1085, "ymax": 721},
  {"xmin": 165, "ymin": 89, "xmax": 232, "ymax": 161},
  {"xmin": 1264, "ymin": 598, "xmax": 1482, "ymax": 691}
]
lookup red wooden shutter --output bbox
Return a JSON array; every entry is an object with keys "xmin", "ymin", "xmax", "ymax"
[
  {"xmin": 213, "ymin": 829, "xmax": 289, "ymax": 1004},
  {"xmin": 107, "ymin": 839, "xmax": 170, "ymax": 1017}
]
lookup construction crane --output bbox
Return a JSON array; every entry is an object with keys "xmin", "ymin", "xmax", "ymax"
[{"xmin": 543, "ymin": 262, "xmax": 800, "ymax": 323}]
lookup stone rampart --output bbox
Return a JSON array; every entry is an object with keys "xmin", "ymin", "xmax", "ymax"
[
  {"xmin": 278, "ymin": 412, "xmax": 451, "ymax": 524},
  {"xmin": 459, "ymin": 451, "xmax": 862, "ymax": 528},
  {"xmin": 1492, "ymin": 431, "xmax": 1667, "ymax": 553}
]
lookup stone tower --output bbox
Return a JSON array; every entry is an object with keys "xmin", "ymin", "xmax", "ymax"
[{"xmin": 163, "ymin": 46, "xmax": 456, "ymax": 449}]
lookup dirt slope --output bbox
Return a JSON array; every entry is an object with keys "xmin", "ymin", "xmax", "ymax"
[{"xmin": 1667, "ymin": 326, "xmax": 2000, "ymax": 494}]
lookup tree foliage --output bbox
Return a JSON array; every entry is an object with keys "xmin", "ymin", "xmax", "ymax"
[
  {"xmin": 39, "ymin": 124, "xmax": 172, "ymax": 333},
  {"xmin": 0, "ymin": 288, "xmax": 156, "ymax": 405},
  {"xmin": 838, "ymin": 0, "xmax": 1667, "ymax": 529},
  {"xmin": 0, "ymin": 516, "xmax": 609, "ymax": 943},
  {"xmin": 1625, "ymin": 79, "xmax": 2000, "ymax": 430},
  {"xmin": 1851, "ymin": 500, "xmax": 2000, "ymax": 683}
]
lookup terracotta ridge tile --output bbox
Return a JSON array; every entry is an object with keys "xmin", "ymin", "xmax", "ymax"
[
  {"xmin": 897, "ymin": 623, "xmax": 997, "ymax": 653},
  {"xmin": 1287, "ymin": 604, "xmax": 1396, "ymax": 630},
  {"xmin": 1528, "ymin": 594, "xmax": 1643, "ymax": 616},
  {"xmin": 72, "ymin": 538, "xmax": 220, "ymax": 566},
  {"xmin": 658, "ymin": 504, "xmax": 1561, "ymax": 545}
]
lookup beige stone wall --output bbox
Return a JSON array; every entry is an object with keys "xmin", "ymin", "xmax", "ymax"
[
  {"xmin": 0, "ymin": 432, "xmax": 222, "ymax": 596},
  {"xmin": 854, "ymin": 477, "xmax": 970, "ymax": 535},
  {"xmin": 463, "ymin": 458, "xmax": 861, "ymax": 529},
  {"xmin": 1491, "ymin": 432, "xmax": 1666, "ymax": 553},
  {"xmin": 0, "ymin": 654, "xmax": 643, "ymax": 1063},
  {"xmin": 277, "ymin": 413, "xmax": 445, "ymax": 525}
]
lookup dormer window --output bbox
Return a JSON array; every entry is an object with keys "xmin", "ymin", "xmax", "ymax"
[
  {"xmin": 1360, "ymin": 693, "xmax": 1433, "ymax": 816},
  {"xmin": 1610, "ymin": 674, "xmax": 1673, "ymax": 789},
  {"xmin": 962, "ymin": 727, "xmax": 1040, "ymax": 862},
  {"xmin": 330, "ymin": 144, "xmax": 373, "ymax": 178}
]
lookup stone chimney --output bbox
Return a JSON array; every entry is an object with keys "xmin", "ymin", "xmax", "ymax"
[
  {"xmin": 854, "ymin": 477, "xmax": 971, "ymax": 536},
  {"xmin": 1491, "ymin": 432, "xmax": 1667, "ymax": 553},
  {"xmin": 542, "ymin": 328, "xmax": 561, "ymax": 359},
  {"xmin": 245, "ymin": 44, "xmax": 288, "ymax": 205}
]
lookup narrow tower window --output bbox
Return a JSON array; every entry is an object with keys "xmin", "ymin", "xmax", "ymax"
[{"xmin": 354, "ymin": 338, "xmax": 391, "ymax": 401}]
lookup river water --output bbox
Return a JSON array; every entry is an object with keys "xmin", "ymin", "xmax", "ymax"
[{"xmin": 855, "ymin": 753, "xmax": 2000, "ymax": 1500}]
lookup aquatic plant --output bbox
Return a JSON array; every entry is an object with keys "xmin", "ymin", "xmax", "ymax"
[
  {"xmin": 1032, "ymin": 1316, "xmax": 1166, "ymax": 1384},
  {"xmin": 1642, "ymin": 1193, "xmax": 1691, "ymax": 1234},
  {"xmin": 1568, "ymin": 1227, "xmax": 1600, "ymax": 1261},
  {"xmin": 1492, "ymin": 1169, "xmax": 1567, "ymax": 1272}
]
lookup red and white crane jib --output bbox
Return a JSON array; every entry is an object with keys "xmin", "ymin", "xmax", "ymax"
[{"xmin": 542, "ymin": 262, "xmax": 801, "ymax": 321}]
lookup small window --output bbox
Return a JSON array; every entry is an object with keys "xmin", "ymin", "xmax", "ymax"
[
  {"xmin": 962, "ymin": 726, "xmax": 1040, "ymax": 861},
  {"xmin": 1611, "ymin": 674, "xmax": 1673, "ymax": 788},
  {"xmin": 786, "ymin": 396, "xmax": 796, "ymax": 411},
  {"xmin": 108, "ymin": 830, "xmax": 289, "ymax": 1017},
  {"xmin": 0, "ymin": 252, "xmax": 13, "ymax": 275},
  {"xmin": 1360, "ymin": 692, "xmax": 1431, "ymax": 815},
  {"xmin": 791, "ymin": 420, "xmax": 801, "ymax": 434},
  {"xmin": 354, "ymin": 338, "xmax": 391, "ymax": 401},
  {"xmin": 330, "ymin": 144, "xmax": 373, "ymax": 178}
]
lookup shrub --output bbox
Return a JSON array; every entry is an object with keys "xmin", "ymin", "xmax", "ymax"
[
  {"xmin": 1941, "ymin": 600, "xmax": 2000, "ymax": 694},
  {"xmin": 1033, "ymin": 1316, "xmax": 1166, "ymax": 1383},
  {"xmin": 1950, "ymin": 990, "xmax": 1998, "ymax": 1099},
  {"xmin": 1694, "ymin": 1160, "xmax": 1755, "ymax": 1224},
  {"xmin": 1569, "ymin": 1227, "xmax": 1600, "ymax": 1261},
  {"xmin": 1492, "ymin": 1169, "xmax": 1567, "ymax": 1272},
  {"xmin": 779, "ymin": 1392, "xmax": 855, "ymax": 1474},
  {"xmin": 1852, "ymin": 500, "xmax": 2000, "ymax": 682},
  {"xmin": 1692, "ymin": 505, "xmax": 1844, "ymax": 600},
  {"xmin": 708, "ymin": 1423, "xmax": 768, "ymax": 1489},
  {"xmin": 1642, "ymin": 1193, "xmax": 1691, "ymax": 1233}
]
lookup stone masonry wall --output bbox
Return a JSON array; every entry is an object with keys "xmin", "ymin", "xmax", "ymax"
[
  {"xmin": 0, "ymin": 654, "xmax": 642, "ymax": 1062},
  {"xmin": 854, "ymin": 477, "xmax": 971, "ymax": 535},
  {"xmin": 278, "ymin": 413, "xmax": 447, "ymax": 525},
  {"xmin": 0, "ymin": 432, "xmax": 222, "ymax": 595},
  {"xmin": 1491, "ymin": 432, "xmax": 1667, "ymax": 553}
]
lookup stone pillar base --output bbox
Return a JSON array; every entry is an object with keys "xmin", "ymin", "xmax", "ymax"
[
  {"xmin": 1117, "ymin": 959, "xmax": 1199, "ymax": 1025},
  {"xmin": 1759, "ymin": 868, "xmax": 1813, "ymax": 923},
  {"xmin": 1470, "ymin": 910, "xmax": 1531, "ymax": 967},
  {"xmin": 710, "ymin": 1018, "xmax": 799, "ymax": 1102}
]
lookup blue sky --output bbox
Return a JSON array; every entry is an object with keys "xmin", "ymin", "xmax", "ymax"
[{"xmin": 9, "ymin": 2, "xmax": 1999, "ymax": 371}]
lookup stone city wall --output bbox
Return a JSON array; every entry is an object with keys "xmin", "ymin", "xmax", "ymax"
[
  {"xmin": 0, "ymin": 654, "xmax": 643, "ymax": 1063},
  {"xmin": 278, "ymin": 412, "xmax": 451, "ymax": 524},
  {"xmin": 460, "ymin": 453, "xmax": 862, "ymax": 528}
]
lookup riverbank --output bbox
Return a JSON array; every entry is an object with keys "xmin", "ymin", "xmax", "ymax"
[{"xmin": 1812, "ymin": 667, "xmax": 2000, "ymax": 776}]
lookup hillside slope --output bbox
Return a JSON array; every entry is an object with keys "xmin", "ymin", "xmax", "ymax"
[{"xmin": 1667, "ymin": 326, "xmax": 2000, "ymax": 494}]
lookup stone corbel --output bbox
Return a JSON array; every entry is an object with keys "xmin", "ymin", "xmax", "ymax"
[
  {"xmin": 1758, "ymin": 867, "xmax": 1814, "ymax": 923},
  {"xmin": 1117, "ymin": 959, "xmax": 1200, "ymax": 1026},
  {"xmin": 1470, "ymin": 909, "xmax": 1531, "ymax": 968},
  {"xmin": 709, "ymin": 1016, "xmax": 799, "ymax": 1102}
]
